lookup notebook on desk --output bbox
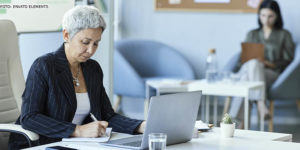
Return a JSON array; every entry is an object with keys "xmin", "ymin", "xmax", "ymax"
[
  {"xmin": 62, "ymin": 128, "xmax": 112, "ymax": 143},
  {"xmin": 241, "ymin": 42, "xmax": 264, "ymax": 64}
]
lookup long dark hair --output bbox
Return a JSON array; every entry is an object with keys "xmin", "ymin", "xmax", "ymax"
[{"xmin": 258, "ymin": 0, "xmax": 283, "ymax": 29}]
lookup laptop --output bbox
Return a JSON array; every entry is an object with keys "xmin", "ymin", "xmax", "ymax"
[
  {"xmin": 103, "ymin": 91, "xmax": 202, "ymax": 149},
  {"xmin": 241, "ymin": 42, "xmax": 264, "ymax": 64}
]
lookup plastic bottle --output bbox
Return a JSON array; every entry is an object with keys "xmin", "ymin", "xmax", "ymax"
[{"xmin": 205, "ymin": 48, "xmax": 218, "ymax": 83}]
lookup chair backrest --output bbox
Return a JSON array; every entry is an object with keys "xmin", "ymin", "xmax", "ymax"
[
  {"xmin": 115, "ymin": 39, "xmax": 195, "ymax": 79},
  {"xmin": 0, "ymin": 20, "xmax": 25, "ymax": 149},
  {"xmin": 114, "ymin": 49, "xmax": 146, "ymax": 97},
  {"xmin": 222, "ymin": 52, "xmax": 240, "ymax": 72}
]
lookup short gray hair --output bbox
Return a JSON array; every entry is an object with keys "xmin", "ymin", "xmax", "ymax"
[{"xmin": 62, "ymin": 5, "xmax": 106, "ymax": 40}]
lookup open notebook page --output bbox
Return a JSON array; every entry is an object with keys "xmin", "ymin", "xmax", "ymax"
[{"xmin": 62, "ymin": 128, "xmax": 112, "ymax": 143}]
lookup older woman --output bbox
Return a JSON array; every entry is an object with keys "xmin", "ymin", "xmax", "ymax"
[{"xmin": 9, "ymin": 5, "xmax": 145, "ymax": 149}]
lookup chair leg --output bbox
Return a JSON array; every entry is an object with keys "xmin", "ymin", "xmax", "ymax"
[
  {"xmin": 268, "ymin": 100, "xmax": 274, "ymax": 132},
  {"xmin": 113, "ymin": 95, "xmax": 122, "ymax": 112},
  {"xmin": 144, "ymin": 98, "xmax": 150, "ymax": 120},
  {"xmin": 296, "ymin": 100, "xmax": 300, "ymax": 112},
  {"xmin": 223, "ymin": 96, "xmax": 231, "ymax": 114}
]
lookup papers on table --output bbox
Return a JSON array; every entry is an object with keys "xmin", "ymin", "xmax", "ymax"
[
  {"xmin": 158, "ymin": 79, "xmax": 184, "ymax": 86},
  {"xmin": 168, "ymin": 0, "xmax": 181, "ymax": 5},
  {"xmin": 194, "ymin": 0, "xmax": 230, "ymax": 3},
  {"xmin": 62, "ymin": 128, "xmax": 112, "ymax": 143},
  {"xmin": 195, "ymin": 120, "xmax": 210, "ymax": 131},
  {"xmin": 148, "ymin": 79, "xmax": 192, "ymax": 88},
  {"xmin": 247, "ymin": 0, "xmax": 261, "ymax": 8}
]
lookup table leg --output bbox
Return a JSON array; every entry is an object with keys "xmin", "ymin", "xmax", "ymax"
[
  {"xmin": 144, "ymin": 98, "xmax": 149, "ymax": 120},
  {"xmin": 260, "ymin": 102, "xmax": 264, "ymax": 131},
  {"xmin": 244, "ymin": 96, "xmax": 249, "ymax": 130},
  {"xmin": 260, "ymin": 86, "xmax": 265, "ymax": 131},
  {"xmin": 223, "ymin": 96, "xmax": 231, "ymax": 114},
  {"xmin": 146, "ymin": 84, "xmax": 150, "ymax": 101},
  {"xmin": 144, "ymin": 84, "xmax": 150, "ymax": 119},
  {"xmin": 156, "ymin": 89, "xmax": 160, "ymax": 96},
  {"xmin": 213, "ymin": 96, "xmax": 218, "ymax": 126},
  {"xmin": 206, "ymin": 96, "xmax": 210, "ymax": 123},
  {"xmin": 201, "ymin": 96, "xmax": 205, "ymax": 121}
]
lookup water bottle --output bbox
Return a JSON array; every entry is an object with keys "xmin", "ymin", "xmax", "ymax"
[{"xmin": 205, "ymin": 48, "xmax": 218, "ymax": 83}]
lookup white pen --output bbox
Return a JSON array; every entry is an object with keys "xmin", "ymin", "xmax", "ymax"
[{"xmin": 90, "ymin": 113, "xmax": 98, "ymax": 121}]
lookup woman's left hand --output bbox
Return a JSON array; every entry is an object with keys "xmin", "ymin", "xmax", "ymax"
[
  {"xmin": 263, "ymin": 60, "xmax": 276, "ymax": 69},
  {"xmin": 137, "ymin": 121, "xmax": 146, "ymax": 133}
]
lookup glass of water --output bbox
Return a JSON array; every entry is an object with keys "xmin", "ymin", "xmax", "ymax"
[
  {"xmin": 148, "ymin": 133, "xmax": 167, "ymax": 150},
  {"xmin": 230, "ymin": 73, "xmax": 241, "ymax": 83}
]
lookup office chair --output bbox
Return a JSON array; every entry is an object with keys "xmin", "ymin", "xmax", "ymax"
[
  {"xmin": 113, "ymin": 39, "xmax": 195, "ymax": 112},
  {"xmin": 0, "ymin": 20, "xmax": 39, "ymax": 150},
  {"xmin": 223, "ymin": 44, "xmax": 300, "ymax": 132}
]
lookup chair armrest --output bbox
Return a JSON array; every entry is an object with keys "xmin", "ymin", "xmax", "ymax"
[
  {"xmin": 0, "ymin": 124, "xmax": 39, "ymax": 141},
  {"xmin": 271, "ymin": 56, "xmax": 300, "ymax": 89},
  {"xmin": 269, "ymin": 45, "xmax": 300, "ymax": 99}
]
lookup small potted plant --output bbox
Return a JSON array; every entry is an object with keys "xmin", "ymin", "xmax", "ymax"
[{"xmin": 220, "ymin": 113, "xmax": 235, "ymax": 138}]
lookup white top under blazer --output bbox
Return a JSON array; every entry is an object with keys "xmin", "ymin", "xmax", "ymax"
[{"xmin": 72, "ymin": 93, "xmax": 91, "ymax": 125}]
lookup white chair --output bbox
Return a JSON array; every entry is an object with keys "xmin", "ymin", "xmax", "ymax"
[{"xmin": 0, "ymin": 20, "xmax": 39, "ymax": 149}]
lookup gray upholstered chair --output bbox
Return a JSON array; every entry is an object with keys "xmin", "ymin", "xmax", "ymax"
[
  {"xmin": 0, "ymin": 20, "xmax": 39, "ymax": 150},
  {"xmin": 113, "ymin": 40, "xmax": 195, "ymax": 112},
  {"xmin": 268, "ymin": 44, "xmax": 300, "ymax": 131}
]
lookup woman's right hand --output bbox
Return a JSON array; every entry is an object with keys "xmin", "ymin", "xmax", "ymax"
[{"xmin": 72, "ymin": 121, "xmax": 108, "ymax": 138}]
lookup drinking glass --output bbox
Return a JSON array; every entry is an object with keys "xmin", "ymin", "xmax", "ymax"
[{"xmin": 148, "ymin": 133, "xmax": 167, "ymax": 150}]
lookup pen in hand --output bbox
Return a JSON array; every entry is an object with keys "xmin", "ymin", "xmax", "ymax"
[
  {"xmin": 90, "ymin": 113, "xmax": 108, "ymax": 137},
  {"xmin": 90, "ymin": 113, "xmax": 98, "ymax": 122}
]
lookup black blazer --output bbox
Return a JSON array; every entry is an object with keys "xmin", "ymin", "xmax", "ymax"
[{"xmin": 9, "ymin": 44, "xmax": 142, "ymax": 149}]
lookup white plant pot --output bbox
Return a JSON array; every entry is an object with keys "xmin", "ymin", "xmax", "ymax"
[{"xmin": 220, "ymin": 123, "xmax": 235, "ymax": 138}]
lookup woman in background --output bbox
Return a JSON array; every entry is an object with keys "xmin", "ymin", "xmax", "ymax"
[{"xmin": 229, "ymin": 0, "xmax": 295, "ymax": 127}]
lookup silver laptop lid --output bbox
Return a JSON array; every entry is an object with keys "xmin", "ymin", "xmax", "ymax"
[{"xmin": 141, "ymin": 91, "xmax": 202, "ymax": 149}]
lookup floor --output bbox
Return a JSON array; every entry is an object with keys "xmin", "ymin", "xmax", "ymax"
[{"xmin": 118, "ymin": 97, "xmax": 300, "ymax": 143}]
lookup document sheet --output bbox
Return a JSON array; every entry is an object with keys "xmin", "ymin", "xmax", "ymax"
[{"xmin": 62, "ymin": 128, "xmax": 112, "ymax": 143}]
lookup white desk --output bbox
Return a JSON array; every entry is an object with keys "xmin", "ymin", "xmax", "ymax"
[
  {"xmin": 188, "ymin": 80, "xmax": 265, "ymax": 131},
  {"xmin": 145, "ymin": 80, "xmax": 265, "ymax": 131},
  {"xmin": 144, "ymin": 80, "xmax": 189, "ymax": 119},
  {"xmin": 24, "ymin": 128, "xmax": 299, "ymax": 150}
]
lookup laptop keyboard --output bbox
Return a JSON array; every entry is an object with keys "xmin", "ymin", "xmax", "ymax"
[{"xmin": 120, "ymin": 140, "xmax": 142, "ymax": 147}]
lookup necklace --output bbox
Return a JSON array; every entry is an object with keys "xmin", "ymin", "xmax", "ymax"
[{"xmin": 72, "ymin": 65, "xmax": 80, "ymax": 87}]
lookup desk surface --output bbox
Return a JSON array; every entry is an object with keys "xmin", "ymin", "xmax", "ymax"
[{"xmin": 25, "ymin": 128, "xmax": 299, "ymax": 150}]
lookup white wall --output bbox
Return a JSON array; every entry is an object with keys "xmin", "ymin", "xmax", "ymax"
[
  {"xmin": 119, "ymin": 0, "xmax": 300, "ymax": 78},
  {"xmin": 19, "ymin": 32, "xmax": 64, "ymax": 79}
]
